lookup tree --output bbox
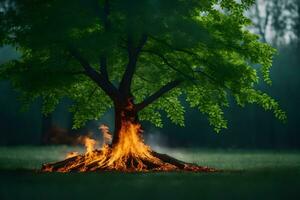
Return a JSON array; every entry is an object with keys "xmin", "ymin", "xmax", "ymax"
[
  {"xmin": 295, "ymin": 0, "xmax": 300, "ymax": 48},
  {"xmin": 249, "ymin": 0, "xmax": 298, "ymax": 46},
  {"xmin": 0, "ymin": 0, "xmax": 286, "ymax": 172}
]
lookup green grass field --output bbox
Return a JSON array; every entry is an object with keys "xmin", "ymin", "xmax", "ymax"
[{"xmin": 0, "ymin": 146, "xmax": 300, "ymax": 200}]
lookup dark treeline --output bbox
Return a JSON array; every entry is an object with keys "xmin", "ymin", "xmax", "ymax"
[{"xmin": 0, "ymin": 0, "xmax": 299, "ymax": 149}]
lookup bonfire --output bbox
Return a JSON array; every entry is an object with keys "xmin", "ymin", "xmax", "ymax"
[{"xmin": 42, "ymin": 110, "xmax": 215, "ymax": 172}]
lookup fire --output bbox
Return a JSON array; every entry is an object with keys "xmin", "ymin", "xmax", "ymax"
[
  {"xmin": 42, "ymin": 121, "xmax": 215, "ymax": 172},
  {"xmin": 83, "ymin": 137, "xmax": 97, "ymax": 154},
  {"xmin": 104, "ymin": 122, "xmax": 172, "ymax": 171},
  {"xmin": 99, "ymin": 124, "xmax": 112, "ymax": 145}
]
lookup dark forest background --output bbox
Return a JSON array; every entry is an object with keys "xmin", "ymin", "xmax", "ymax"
[{"xmin": 0, "ymin": 0, "xmax": 299, "ymax": 149}]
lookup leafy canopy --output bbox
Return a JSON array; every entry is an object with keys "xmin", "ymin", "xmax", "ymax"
[{"xmin": 0, "ymin": 0, "xmax": 286, "ymax": 131}]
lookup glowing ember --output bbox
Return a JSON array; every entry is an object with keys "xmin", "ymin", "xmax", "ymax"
[{"xmin": 42, "ymin": 121, "xmax": 215, "ymax": 172}]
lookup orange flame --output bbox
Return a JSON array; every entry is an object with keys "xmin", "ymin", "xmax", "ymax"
[
  {"xmin": 83, "ymin": 137, "xmax": 97, "ymax": 154},
  {"xmin": 106, "ymin": 122, "xmax": 165, "ymax": 170},
  {"xmin": 42, "ymin": 120, "xmax": 213, "ymax": 172}
]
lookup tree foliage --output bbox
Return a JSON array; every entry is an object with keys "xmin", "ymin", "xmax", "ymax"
[{"xmin": 0, "ymin": 0, "xmax": 286, "ymax": 131}]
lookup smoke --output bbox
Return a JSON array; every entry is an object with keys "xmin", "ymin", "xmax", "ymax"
[{"xmin": 144, "ymin": 127, "xmax": 168, "ymax": 151}]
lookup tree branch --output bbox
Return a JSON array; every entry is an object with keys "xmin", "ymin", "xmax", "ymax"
[
  {"xmin": 254, "ymin": 1, "xmax": 268, "ymax": 43},
  {"xmin": 100, "ymin": 56, "xmax": 108, "ymax": 80},
  {"xmin": 99, "ymin": 0, "xmax": 110, "ymax": 80},
  {"xmin": 68, "ymin": 46, "xmax": 121, "ymax": 102},
  {"xmin": 135, "ymin": 80, "xmax": 182, "ymax": 111},
  {"xmin": 142, "ymin": 49, "xmax": 197, "ymax": 84},
  {"xmin": 148, "ymin": 35, "xmax": 202, "ymax": 63},
  {"xmin": 102, "ymin": 0, "xmax": 111, "ymax": 30},
  {"xmin": 263, "ymin": 3, "xmax": 271, "ymax": 42},
  {"xmin": 135, "ymin": 73, "xmax": 157, "ymax": 84},
  {"xmin": 119, "ymin": 34, "xmax": 148, "ymax": 98},
  {"xmin": 143, "ymin": 49, "xmax": 229, "ymax": 90}
]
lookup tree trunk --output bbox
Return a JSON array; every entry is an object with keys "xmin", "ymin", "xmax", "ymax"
[
  {"xmin": 41, "ymin": 114, "xmax": 53, "ymax": 144},
  {"xmin": 112, "ymin": 100, "xmax": 138, "ymax": 146}
]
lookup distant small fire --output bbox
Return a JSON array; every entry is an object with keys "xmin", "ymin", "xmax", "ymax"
[{"xmin": 42, "ymin": 121, "xmax": 215, "ymax": 172}]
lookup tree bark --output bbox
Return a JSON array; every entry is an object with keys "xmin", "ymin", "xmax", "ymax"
[{"xmin": 112, "ymin": 99, "xmax": 138, "ymax": 146}]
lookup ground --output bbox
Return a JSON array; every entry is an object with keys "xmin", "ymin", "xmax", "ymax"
[{"xmin": 0, "ymin": 146, "xmax": 300, "ymax": 200}]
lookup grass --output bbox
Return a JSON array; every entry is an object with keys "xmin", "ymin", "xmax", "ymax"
[{"xmin": 0, "ymin": 146, "xmax": 300, "ymax": 200}]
